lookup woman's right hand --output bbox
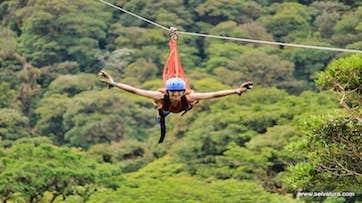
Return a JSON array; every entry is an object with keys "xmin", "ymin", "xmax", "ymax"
[
  {"xmin": 98, "ymin": 70, "xmax": 115, "ymax": 87},
  {"xmin": 235, "ymin": 81, "xmax": 253, "ymax": 95}
]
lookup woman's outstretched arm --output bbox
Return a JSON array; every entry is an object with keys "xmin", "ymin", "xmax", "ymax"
[
  {"xmin": 188, "ymin": 81, "xmax": 253, "ymax": 101},
  {"xmin": 98, "ymin": 70, "xmax": 163, "ymax": 100}
]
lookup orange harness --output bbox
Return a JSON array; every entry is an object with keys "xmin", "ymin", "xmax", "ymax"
[{"xmin": 157, "ymin": 38, "xmax": 193, "ymax": 143}]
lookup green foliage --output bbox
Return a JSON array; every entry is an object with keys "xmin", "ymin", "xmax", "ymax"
[
  {"xmin": 108, "ymin": 24, "xmax": 173, "ymax": 69},
  {"xmin": 208, "ymin": 21, "xmax": 245, "ymax": 37},
  {"xmin": 195, "ymin": 0, "xmax": 244, "ymax": 24},
  {"xmin": 46, "ymin": 74, "xmax": 99, "ymax": 97},
  {"xmin": 281, "ymin": 52, "xmax": 361, "ymax": 202},
  {"xmin": 261, "ymin": 2, "xmax": 312, "ymax": 42},
  {"xmin": 1, "ymin": 1, "xmax": 361, "ymax": 202},
  {"xmin": 174, "ymin": 88, "xmax": 333, "ymax": 177},
  {"xmin": 87, "ymin": 156, "xmax": 298, "ymax": 203},
  {"xmin": 36, "ymin": 86, "xmax": 157, "ymax": 148},
  {"xmin": 246, "ymin": 125, "xmax": 297, "ymax": 151},
  {"xmin": 171, "ymin": 87, "xmax": 338, "ymax": 194},
  {"xmin": 13, "ymin": 136, "xmax": 53, "ymax": 146},
  {"xmin": 15, "ymin": 0, "xmax": 111, "ymax": 68},
  {"xmin": 124, "ymin": 58, "xmax": 158, "ymax": 83},
  {"xmin": 117, "ymin": 0, "xmax": 192, "ymax": 28},
  {"xmin": 237, "ymin": 51, "xmax": 295, "ymax": 88},
  {"xmin": 317, "ymin": 54, "xmax": 361, "ymax": 92},
  {"xmin": 108, "ymin": 24, "xmax": 201, "ymax": 70},
  {"xmin": 0, "ymin": 142, "xmax": 123, "ymax": 202},
  {"xmin": 310, "ymin": 1, "xmax": 349, "ymax": 14},
  {"xmin": 239, "ymin": 21, "xmax": 274, "ymax": 42},
  {"xmin": 331, "ymin": 7, "xmax": 362, "ymax": 46},
  {"xmin": 282, "ymin": 40, "xmax": 336, "ymax": 82},
  {"xmin": 38, "ymin": 61, "xmax": 80, "ymax": 87},
  {"xmin": 0, "ymin": 27, "xmax": 16, "ymax": 59},
  {"xmin": 191, "ymin": 77, "xmax": 231, "ymax": 91},
  {"xmin": 316, "ymin": 54, "xmax": 361, "ymax": 116},
  {"xmin": 314, "ymin": 12, "xmax": 340, "ymax": 38},
  {"xmin": 34, "ymin": 94, "xmax": 71, "ymax": 144},
  {"xmin": 282, "ymin": 116, "xmax": 361, "ymax": 195},
  {"xmin": 0, "ymin": 108, "xmax": 29, "ymax": 145},
  {"xmin": 111, "ymin": 26, "xmax": 165, "ymax": 48},
  {"xmin": 62, "ymin": 90, "xmax": 155, "ymax": 148},
  {"xmin": 204, "ymin": 40, "xmax": 250, "ymax": 73},
  {"xmin": 0, "ymin": 81, "xmax": 16, "ymax": 108},
  {"xmin": 99, "ymin": 48, "xmax": 136, "ymax": 77},
  {"xmin": 87, "ymin": 140, "xmax": 156, "ymax": 173}
]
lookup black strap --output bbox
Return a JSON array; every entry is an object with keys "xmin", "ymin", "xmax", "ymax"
[{"xmin": 158, "ymin": 109, "xmax": 167, "ymax": 143}]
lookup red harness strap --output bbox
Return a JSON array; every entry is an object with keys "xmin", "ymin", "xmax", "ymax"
[
  {"xmin": 162, "ymin": 39, "xmax": 191, "ymax": 91},
  {"xmin": 158, "ymin": 39, "xmax": 194, "ymax": 143}
]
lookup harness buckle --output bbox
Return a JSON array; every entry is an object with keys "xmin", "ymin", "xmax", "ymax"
[{"xmin": 169, "ymin": 27, "xmax": 178, "ymax": 40}]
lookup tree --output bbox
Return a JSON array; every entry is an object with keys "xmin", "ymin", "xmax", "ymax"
[
  {"xmin": 110, "ymin": 26, "xmax": 165, "ymax": 49},
  {"xmin": 208, "ymin": 21, "xmax": 246, "ymax": 39},
  {"xmin": 124, "ymin": 58, "xmax": 158, "ymax": 83},
  {"xmin": 88, "ymin": 140, "xmax": 157, "ymax": 173},
  {"xmin": 34, "ymin": 94, "xmax": 71, "ymax": 144},
  {"xmin": 45, "ymin": 74, "xmax": 99, "ymax": 97},
  {"xmin": 174, "ymin": 88, "xmax": 289, "ymax": 175},
  {"xmin": 281, "ymin": 54, "xmax": 362, "ymax": 202},
  {"xmin": 0, "ymin": 142, "xmax": 123, "ymax": 203},
  {"xmin": 0, "ymin": 27, "xmax": 16, "ymax": 60},
  {"xmin": 116, "ymin": 0, "xmax": 192, "ymax": 28},
  {"xmin": 0, "ymin": 27, "xmax": 41, "ymax": 115},
  {"xmin": 314, "ymin": 12, "xmax": 340, "ymax": 38},
  {"xmin": 316, "ymin": 54, "xmax": 361, "ymax": 120},
  {"xmin": 203, "ymin": 34, "xmax": 251, "ymax": 73},
  {"xmin": 107, "ymin": 24, "xmax": 201, "ymax": 71},
  {"xmin": 97, "ymin": 48, "xmax": 136, "ymax": 77},
  {"xmin": 10, "ymin": 0, "xmax": 111, "ymax": 69},
  {"xmin": 282, "ymin": 39, "xmax": 336, "ymax": 83},
  {"xmin": 236, "ymin": 51, "xmax": 295, "ymax": 89},
  {"xmin": 38, "ymin": 61, "xmax": 80, "ymax": 87},
  {"xmin": 195, "ymin": 0, "xmax": 244, "ymax": 25},
  {"xmin": 310, "ymin": 1, "xmax": 349, "ymax": 14},
  {"xmin": 174, "ymin": 87, "xmax": 338, "ymax": 186},
  {"xmin": 310, "ymin": 1, "xmax": 347, "ymax": 39},
  {"xmin": 282, "ymin": 115, "xmax": 361, "ymax": 201},
  {"xmin": 0, "ymin": 108, "xmax": 30, "ymax": 146},
  {"xmin": 239, "ymin": 22, "xmax": 274, "ymax": 42},
  {"xmin": 331, "ymin": 7, "xmax": 362, "ymax": 46},
  {"xmin": 260, "ymin": 2, "xmax": 312, "ymax": 42},
  {"xmin": 88, "ymin": 156, "xmax": 298, "ymax": 203},
  {"xmin": 62, "ymin": 90, "xmax": 155, "ymax": 148},
  {"xmin": 0, "ymin": 81, "xmax": 16, "ymax": 108}
]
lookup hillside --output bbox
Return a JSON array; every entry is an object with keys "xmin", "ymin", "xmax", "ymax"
[{"xmin": 0, "ymin": 0, "xmax": 361, "ymax": 202}]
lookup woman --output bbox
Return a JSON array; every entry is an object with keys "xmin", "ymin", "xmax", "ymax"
[
  {"xmin": 99, "ymin": 70, "xmax": 253, "ymax": 106},
  {"xmin": 98, "ymin": 70, "xmax": 253, "ymax": 142}
]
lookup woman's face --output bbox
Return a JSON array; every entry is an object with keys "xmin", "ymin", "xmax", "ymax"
[{"xmin": 168, "ymin": 90, "xmax": 185, "ymax": 101}]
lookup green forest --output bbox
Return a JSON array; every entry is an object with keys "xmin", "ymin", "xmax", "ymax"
[{"xmin": 0, "ymin": 0, "xmax": 361, "ymax": 202}]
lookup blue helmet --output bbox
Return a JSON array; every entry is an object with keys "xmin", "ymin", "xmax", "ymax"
[{"xmin": 165, "ymin": 78, "xmax": 186, "ymax": 91}]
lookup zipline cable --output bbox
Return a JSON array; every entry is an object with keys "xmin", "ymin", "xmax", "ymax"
[
  {"xmin": 99, "ymin": 0, "xmax": 169, "ymax": 31},
  {"xmin": 178, "ymin": 31, "xmax": 362, "ymax": 53},
  {"xmin": 99, "ymin": 0, "xmax": 362, "ymax": 54}
]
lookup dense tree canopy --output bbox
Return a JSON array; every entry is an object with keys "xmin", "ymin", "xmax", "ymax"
[
  {"xmin": 0, "ymin": 142, "xmax": 123, "ymax": 202},
  {"xmin": 0, "ymin": 0, "xmax": 360, "ymax": 202}
]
